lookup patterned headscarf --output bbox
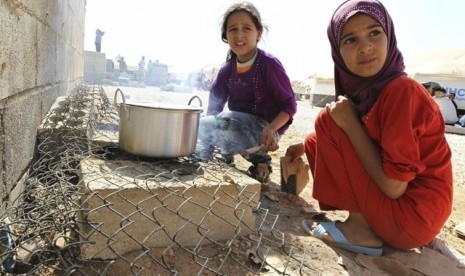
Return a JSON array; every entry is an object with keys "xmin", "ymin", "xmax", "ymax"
[{"xmin": 327, "ymin": 0, "xmax": 406, "ymax": 116}]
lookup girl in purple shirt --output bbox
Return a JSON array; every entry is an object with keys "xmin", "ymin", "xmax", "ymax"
[{"xmin": 196, "ymin": 2, "xmax": 297, "ymax": 184}]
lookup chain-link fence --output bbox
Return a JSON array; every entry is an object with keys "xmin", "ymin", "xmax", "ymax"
[{"xmin": 0, "ymin": 84, "xmax": 318, "ymax": 275}]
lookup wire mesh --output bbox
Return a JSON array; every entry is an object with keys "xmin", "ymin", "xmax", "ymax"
[{"xmin": 0, "ymin": 84, "xmax": 317, "ymax": 275}]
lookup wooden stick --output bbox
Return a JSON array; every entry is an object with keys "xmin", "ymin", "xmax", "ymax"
[{"xmin": 241, "ymin": 145, "xmax": 263, "ymax": 159}]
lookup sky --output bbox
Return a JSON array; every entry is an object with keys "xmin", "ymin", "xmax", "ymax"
[{"xmin": 84, "ymin": 0, "xmax": 465, "ymax": 81}]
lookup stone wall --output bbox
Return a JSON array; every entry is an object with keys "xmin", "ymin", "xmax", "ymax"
[
  {"xmin": 0, "ymin": 0, "xmax": 85, "ymax": 210},
  {"xmin": 83, "ymin": 50, "xmax": 106, "ymax": 84}
]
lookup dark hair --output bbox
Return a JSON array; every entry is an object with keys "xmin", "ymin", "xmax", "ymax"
[
  {"xmin": 220, "ymin": 1, "xmax": 267, "ymax": 61},
  {"xmin": 432, "ymin": 86, "xmax": 446, "ymax": 93}
]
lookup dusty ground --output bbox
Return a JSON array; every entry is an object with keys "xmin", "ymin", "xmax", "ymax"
[{"xmin": 103, "ymin": 86, "xmax": 465, "ymax": 275}]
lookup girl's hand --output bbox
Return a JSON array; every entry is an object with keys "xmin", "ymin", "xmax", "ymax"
[
  {"xmin": 326, "ymin": 95, "xmax": 359, "ymax": 131},
  {"xmin": 260, "ymin": 126, "xmax": 279, "ymax": 152},
  {"xmin": 285, "ymin": 143, "xmax": 305, "ymax": 162}
]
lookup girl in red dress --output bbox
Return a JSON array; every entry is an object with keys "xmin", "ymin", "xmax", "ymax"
[{"xmin": 286, "ymin": 0, "xmax": 453, "ymax": 256}]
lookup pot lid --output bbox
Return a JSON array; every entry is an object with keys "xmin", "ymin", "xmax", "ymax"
[{"xmin": 124, "ymin": 101, "xmax": 203, "ymax": 112}]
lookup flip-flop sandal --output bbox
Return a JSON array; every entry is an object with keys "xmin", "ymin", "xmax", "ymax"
[{"xmin": 302, "ymin": 220, "xmax": 383, "ymax": 257}]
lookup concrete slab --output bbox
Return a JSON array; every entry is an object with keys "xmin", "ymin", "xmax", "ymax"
[
  {"xmin": 78, "ymin": 157, "xmax": 261, "ymax": 260},
  {"xmin": 445, "ymin": 124, "xmax": 465, "ymax": 135}
]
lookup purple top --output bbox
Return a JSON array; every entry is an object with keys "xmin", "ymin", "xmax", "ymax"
[
  {"xmin": 327, "ymin": 0, "xmax": 405, "ymax": 116},
  {"xmin": 207, "ymin": 49, "xmax": 297, "ymax": 134}
]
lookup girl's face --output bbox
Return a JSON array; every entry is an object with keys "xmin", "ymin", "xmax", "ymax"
[
  {"xmin": 226, "ymin": 11, "xmax": 261, "ymax": 63},
  {"xmin": 339, "ymin": 14, "xmax": 387, "ymax": 77}
]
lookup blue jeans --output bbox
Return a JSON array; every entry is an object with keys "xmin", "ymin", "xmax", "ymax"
[{"xmin": 197, "ymin": 111, "xmax": 279, "ymax": 165}]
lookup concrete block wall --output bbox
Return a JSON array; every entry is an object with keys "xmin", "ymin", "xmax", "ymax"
[
  {"xmin": 83, "ymin": 51, "xmax": 106, "ymax": 84},
  {"xmin": 0, "ymin": 0, "xmax": 86, "ymax": 210}
]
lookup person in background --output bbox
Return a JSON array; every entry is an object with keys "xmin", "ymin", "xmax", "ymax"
[
  {"xmin": 196, "ymin": 1, "xmax": 297, "ymax": 184},
  {"xmin": 447, "ymin": 92, "xmax": 459, "ymax": 116},
  {"xmin": 422, "ymin": 81, "xmax": 441, "ymax": 96},
  {"xmin": 138, "ymin": 56, "xmax": 146, "ymax": 71},
  {"xmin": 286, "ymin": 0, "xmax": 452, "ymax": 256},
  {"xmin": 196, "ymin": 69, "xmax": 206, "ymax": 91},
  {"xmin": 452, "ymin": 92, "xmax": 465, "ymax": 126},
  {"xmin": 136, "ymin": 56, "xmax": 146, "ymax": 82},
  {"xmin": 146, "ymin": 60, "xmax": 154, "ymax": 85},
  {"xmin": 95, "ymin": 29, "xmax": 105, "ymax": 52},
  {"xmin": 118, "ymin": 57, "xmax": 127, "ymax": 72},
  {"xmin": 432, "ymin": 87, "xmax": 459, "ymax": 125}
]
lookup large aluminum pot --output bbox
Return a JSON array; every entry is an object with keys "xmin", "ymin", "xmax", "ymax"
[{"xmin": 114, "ymin": 88, "xmax": 203, "ymax": 158}]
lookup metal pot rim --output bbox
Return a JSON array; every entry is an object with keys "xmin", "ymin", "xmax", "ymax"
[{"xmin": 123, "ymin": 101, "xmax": 203, "ymax": 112}]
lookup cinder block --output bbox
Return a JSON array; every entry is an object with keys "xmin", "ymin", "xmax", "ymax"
[
  {"xmin": 1, "ymin": 92, "xmax": 42, "ymax": 196},
  {"xmin": 78, "ymin": 158, "xmax": 261, "ymax": 260},
  {"xmin": 84, "ymin": 51, "xmax": 107, "ymax": 84}
]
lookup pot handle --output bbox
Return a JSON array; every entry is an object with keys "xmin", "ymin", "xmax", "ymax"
[
  {"xmin": 188, "ymin": 95, "xmax": 203, "ymax": 107},
  {"xmin": 114, "ymin": 88, "xmax": 130, "ymax": 120}
]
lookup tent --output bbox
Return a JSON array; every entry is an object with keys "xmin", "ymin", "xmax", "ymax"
[{"xmin": 407, "ymin": 48, "xmax": 465, "ymax": 111}]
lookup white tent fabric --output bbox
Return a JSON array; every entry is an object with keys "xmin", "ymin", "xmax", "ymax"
[{"xmin": 310, "ymin": 48, "xmax": 465, "ymax": 110}]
